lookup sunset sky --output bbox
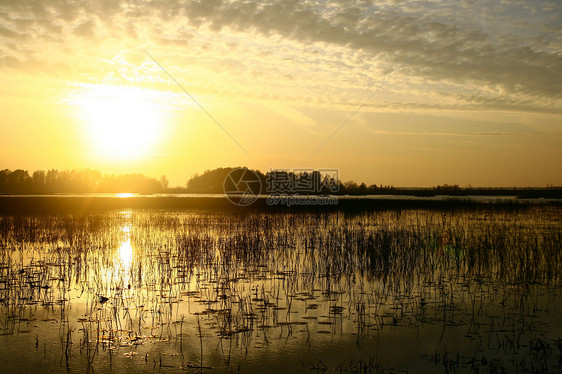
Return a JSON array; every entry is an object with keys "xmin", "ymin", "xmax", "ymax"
[{"xmin": 1, "ymin": 0, "xmax": 561, "ymax": 187}]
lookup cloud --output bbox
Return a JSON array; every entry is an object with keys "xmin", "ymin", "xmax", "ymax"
[
  {"xmin": 74, "ymin": 19, "xmax": 95, "ymax": 38},
  {"xmin": 0, "ymin": 24, "xmax": 18, "ymax": 38},
  {"xmin": 368, "ymin": 129, "xmax": 543, "ymax": 137},
  {"xmin": 0, "ymin": 0, "xmax": 560, "ymax": 114}
]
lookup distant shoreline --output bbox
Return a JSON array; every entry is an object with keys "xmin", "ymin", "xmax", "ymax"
[
  {"xmin": 1, "ymin": 195, "xmax": 560, "ymax": 214},
  {"xmin": 2, "ymin": 187, "xmax": 562, "ymax": 198}
]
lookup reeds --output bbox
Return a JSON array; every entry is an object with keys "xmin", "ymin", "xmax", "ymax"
[{"xmin": 0, "ymin": 206, "xmax": 561, "ymax": 372}]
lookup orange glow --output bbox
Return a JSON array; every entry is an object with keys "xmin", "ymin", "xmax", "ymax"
[
  {"xmin": 71, "ymin": 84, "xmax": 169, "ymax": 160},
  {"xmin": 116, "ymin": 193, "xmax": 135, "ymax": 198}
]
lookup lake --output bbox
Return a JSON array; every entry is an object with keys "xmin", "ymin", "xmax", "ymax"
[{"xmin": 0, "ymin": 199, "xmax": 561, "ymax": 373}]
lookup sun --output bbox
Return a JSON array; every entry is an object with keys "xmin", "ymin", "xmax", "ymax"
[{"xmin": 73, "ymin": 84, "xmax": 167, "ymax": 159}]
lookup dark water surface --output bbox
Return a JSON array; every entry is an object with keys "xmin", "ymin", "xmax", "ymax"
[{"xmin": 1, "ymin": 205, "xmax": 561, "ymax": 373}]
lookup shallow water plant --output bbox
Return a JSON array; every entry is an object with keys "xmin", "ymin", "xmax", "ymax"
[{"xmin": 0, "ymin": 206, "xmax": 561, "ymax": 373}]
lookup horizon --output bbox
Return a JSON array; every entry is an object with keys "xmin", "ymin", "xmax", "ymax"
[
  {"xmin": 1, "ymin": 166, "xmax": 561, "ymax": 191},
  {"xmin": 1, "ymin": 1, "xmax": 561, "ymax": 187}
]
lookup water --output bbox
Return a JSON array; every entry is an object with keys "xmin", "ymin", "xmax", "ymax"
[
  {"xmin": 1, "ymin": 207, "xmax": 561, "ymax": 373},
  {"xmin": 2, "ymin": 193, "xmax": 561, "ymax": 203}
]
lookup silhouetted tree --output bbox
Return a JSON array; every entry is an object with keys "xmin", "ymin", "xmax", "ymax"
[
  {"xmin": 0, "ymin": 168, "xmax": 167, "ymax": 194},
  {"xmin": 187, "ymin": 167, "xmax": 266, "ymax": 194},
  {"xmin": 160, "ymin": 175, "xmax": 169, "ymax": 190}
]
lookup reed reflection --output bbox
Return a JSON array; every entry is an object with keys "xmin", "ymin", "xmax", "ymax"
[{"xmin": 0, "ymin": 208, "xmax": 560, "ymax": 373}]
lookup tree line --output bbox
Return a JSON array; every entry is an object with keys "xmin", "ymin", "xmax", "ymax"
[
  {"xmin": 0, "ymin": 169, "xmax": 166, "ymax": 194},
  {"xmin": 182, "ymin": 168, "xmax": 561, "ymax": 197},
  {"xmin": 183, "ymin": 167, "xmax": 397, "ymax": 195},
  {"xmin": 2, "ymin": 167, "xmax": 559, "ymax": 196}
]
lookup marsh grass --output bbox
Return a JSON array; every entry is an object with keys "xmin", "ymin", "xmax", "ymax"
[{"xmin": 0, "ymin": 206, "xmax": 561, "ymax": 372}]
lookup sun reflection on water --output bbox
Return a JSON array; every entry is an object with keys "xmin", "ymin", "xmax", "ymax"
[
  {"xmin": 116, "ymin": 213, "xmax": 134, "ymax": 273},
  {"xmin": 116, "ymin": 193, "xmax": 135, "ymax": 198},
  {"xmin": 117, "ymin": 236, "xmax": 133, "ymax": 269}
]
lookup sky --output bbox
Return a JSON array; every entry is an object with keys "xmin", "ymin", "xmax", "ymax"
[{"xmin": 0, "ymin": 0, "xmax": 561, "ymax": 187}]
